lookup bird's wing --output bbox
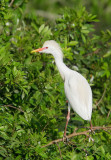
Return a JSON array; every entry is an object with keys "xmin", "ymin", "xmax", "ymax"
[{"xmin": 64, "ymin": 71, "xmax": 92, "ymax": 120}]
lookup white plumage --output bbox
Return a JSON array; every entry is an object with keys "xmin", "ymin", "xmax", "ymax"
[
  {"xmin": 64, "ymin": 71, "xmax": 92, "ymax": 120},
  {"xmin": 31, "ymin": 40, "xmax": 92, "ymax": 135}
]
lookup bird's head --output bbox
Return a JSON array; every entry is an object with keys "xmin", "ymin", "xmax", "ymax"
[{"xmin": 31, "ymin": 40, "xmax": 63, "ymax": 60}]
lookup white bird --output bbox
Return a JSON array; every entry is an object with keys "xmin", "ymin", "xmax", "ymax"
[{"xmin": 31, "ymin": 40, "xmax": 92, "ymax": 136}]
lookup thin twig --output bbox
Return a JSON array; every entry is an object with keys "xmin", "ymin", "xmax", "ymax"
[
  {"xmin": 9, "ymin": 0, "xmax": 15, "ymax": 7},
  {"xmin": 84, "ymin": 48, "xmax": 100, "ymax": 57},
  {"xmin": 42, "ymin": 122, "xmax": 49, "ymax": 133},
  {"xmin": 2, "ymin": 104, "xmax": 24, "ymax": 113},
  {"xmin": 42, "ymin": 126, "xmax": 111, "ymax": 148},
  {"xmin": 68, "ymin": 140, "xmax": 89, "ymax": 154},
  {"xmin": 56, "ymin": 142, "xmax": 63, "ymax": 160},
  {"xmin": 73, "ymin": 127, "xmax": 78, "ymax": 133},
  {"xmin": 67, "ymin": 140, "xmax": 77, "ymax": 148},
  {"xmin": 107, "ymin": 109, "xmax": 111, "ymax": 118},
  {"xmin": 96, "ymin": 86, "xmax": 107, "ymax": 107}
]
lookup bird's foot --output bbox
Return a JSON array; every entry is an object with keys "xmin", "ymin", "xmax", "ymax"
[
  {"xmin": 63, "ymin": 136, "xmax": 69, "ymax": 143},
  {"xmin": 88, "ymin": 136, "xmax": 94, "ymax": 142},
  {"xmin": 63, "ymin": 133, "xmax": 69, "ymax": 143}
]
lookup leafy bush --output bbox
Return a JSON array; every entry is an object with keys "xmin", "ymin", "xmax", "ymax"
[{"xmin": 0, "ymin": 1, "xmax": 111, "ymax": 159}]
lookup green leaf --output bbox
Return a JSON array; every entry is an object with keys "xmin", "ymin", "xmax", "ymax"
[
  {"xmin": 31, "ymin": 22, "xmax": 39, "ymax": 33},
  {"xmin": 0, "ymin": 146, "xmax": 7, "ymax": 157},
  {"xmin": 68, "ymin": 41, "xmax": 78, "ymax": 46},
  {"xmin": 38, "ymin": 24, "xmax": 45, "ymax": 33},
  {"xmin": 103, "ymin": 50, "xmax": 111, "ymax": 57}
]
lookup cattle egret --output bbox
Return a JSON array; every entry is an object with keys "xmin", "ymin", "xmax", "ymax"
[{"xmin": 31, "ymin": 40, "xmax": 92, "ymax": 136}]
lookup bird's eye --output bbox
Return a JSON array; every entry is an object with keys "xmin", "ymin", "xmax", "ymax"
[{"xmin": 46, "ymin": 47, "xmax": 48, "ymax": 49}]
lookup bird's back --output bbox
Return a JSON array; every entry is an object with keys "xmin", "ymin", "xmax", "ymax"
[{"xmin": 64, "ymin": 70, "xmax": 92, "ymax": 120}]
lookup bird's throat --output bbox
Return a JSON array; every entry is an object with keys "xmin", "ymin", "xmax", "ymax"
[{"xmin": 55, "ymin": 59, "xmax": 70, "ymax": 81}]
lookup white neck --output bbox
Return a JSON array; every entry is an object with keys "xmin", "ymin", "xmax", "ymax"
[{"xmin": 55, "ymin": 57, "xmax": 70, "ymax": 81}]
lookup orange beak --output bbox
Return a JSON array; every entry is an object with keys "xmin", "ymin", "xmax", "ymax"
[{"xmin": 31, "ymin": 47, "xmax": 48, "ymax": 53}]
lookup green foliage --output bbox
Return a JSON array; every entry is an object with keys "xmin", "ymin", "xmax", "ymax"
[{"xmin": 0, "ymin": 1, "xmax": 111, "ymax": 159}]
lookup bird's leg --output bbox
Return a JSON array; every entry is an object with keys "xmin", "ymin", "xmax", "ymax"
[
  {"xmin": 64, "ymin": 111, "xmax": 70, "ymax": 137},
  {"xmin": 90, "ymin": 120, "xmax": 93, "ymax": 130},
  {"xmin": 90, "ymin": 120, "xmax": 93, "ymax": 132},
  {"xmin": 88, "ymin": 120, "xmax": 94, "ymax": 142},
  {"xmin": 64, "ymin": 104, "xmax": 70, "ymax": 137}
]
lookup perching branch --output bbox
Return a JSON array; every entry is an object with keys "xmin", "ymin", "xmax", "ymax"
[{"xmin": 42, "ymin": 126, "xmax": 111, "ymax": 148}]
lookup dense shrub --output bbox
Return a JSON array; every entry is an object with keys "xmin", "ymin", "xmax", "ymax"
[{"xmin": 0, "ymin": 1, "xmax": 111, "ymax": 159}]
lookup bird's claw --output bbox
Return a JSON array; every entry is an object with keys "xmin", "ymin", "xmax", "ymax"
[
  {"xmin": 63, "ymin": 134, "xmax": 69, "ymax": 143},
  {"xmin": 89, "ymin": 136, "xmax": 94, "ymax": 142}
]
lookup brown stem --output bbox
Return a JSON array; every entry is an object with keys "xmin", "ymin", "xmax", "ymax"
[
  {"xmin": 2, "ymin": 104, "xmax": 24, "ymax": 113},
  {"xmin": 56, "ymin": 142, "xmax": 63, "ymax": 160},
  {"xmin": 42, "ymin": 126, "xmax": 111, "ymax": 148}
]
